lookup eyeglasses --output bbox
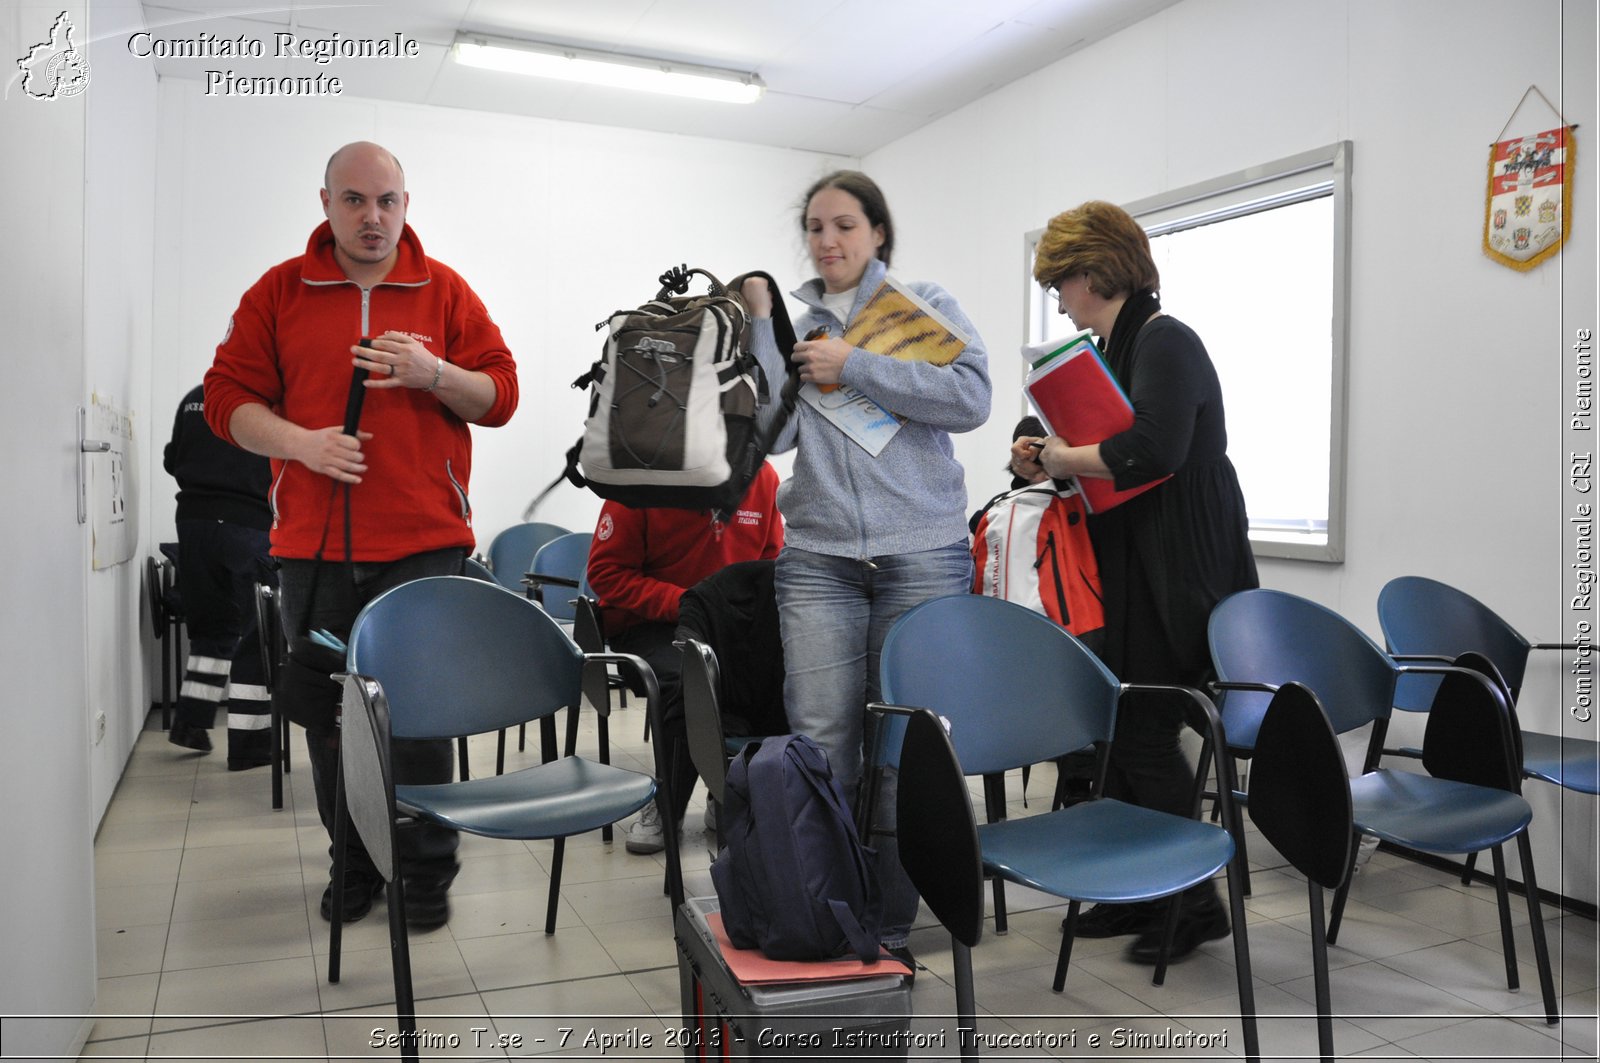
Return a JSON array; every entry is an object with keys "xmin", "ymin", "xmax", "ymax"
[{"xmin": 1045, "ymin": 273, "xmax": 1087, "ymax": 303}]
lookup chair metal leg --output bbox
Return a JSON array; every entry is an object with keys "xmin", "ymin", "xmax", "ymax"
[
  {"xmin": 161, "ymin": 623, "xmax": 176, "ymax": 730},
  {"xmin": 1461, "ymin": 849, "xmax": 1479, "ymax": 885},
  {"xmin": 1053, "ymin": 900, "xmax": 1082, "ymax": 992},
  {"xmin": 1223, "ymin": 857, "xmax": 1260, "ymax": 1063},
  {"xmin": 598, "ymin": 713, "xmax": 613, "ymax": 844},
  {"xmin": 1326, "ymin": 832, "xmax": 1357, "ymax": 943},
  {"xmin": 1488, "ymin": 844, "xmax": 1520, "ymax": 990},
  {"xmin": 983, "ymin": 775, "xmax": 1009, "ymax": 934},
  {"xmin": 541, "ymin": 717, "xmax": 558, "ymax": 763},
  {"xmin": 518, "ymin": 721, "xmax": 527, "ymax": 752},
  {"xmin": 385, "ymin": 876, "xmax": 418, "ymax": 1063},
  {"xmin": 545, "ymin": 837, "xmax": 565, "ymax": 934},
  {"xmin": 1514, "ymin": 831, "xmax": 1559, "ymax": 1025},
  {"xmin": 329, "ymin": 761, "xmax": 347, "ymax": 985},
  {"xmin": 1307, "ymin": 880, "xmax": 1335, "ymax": 1063},
  {"xmin": 456, "ymin": 736, "xmax": 470, "ymax": 781},
  {"xmin": 1151, "ymin": 895, "xmax": 1183, "ymax": 986},
  {"xmin": 1229, "ymin": 788, "xmax": 1253, "ymax": 898},
  {"xmin": 953, "ymin": 937, "xmax": 978, "ymax": 1063},
  {"xmin": 270, "ymin": 707, "xmax": 284, "ymax": 810},
  {"xmin": 495, "ymin": 729, "xmax": 507, "ymax": 776}
]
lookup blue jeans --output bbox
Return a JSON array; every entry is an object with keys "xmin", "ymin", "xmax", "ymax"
[{"xmin": 775, "ymin": 542, "xmax": 973, "ymax": 945}]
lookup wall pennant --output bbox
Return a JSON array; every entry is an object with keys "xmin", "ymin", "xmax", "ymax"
[{"xmin": 1484, "ymin": 124, "xmax": 1576, "ymax": 272}]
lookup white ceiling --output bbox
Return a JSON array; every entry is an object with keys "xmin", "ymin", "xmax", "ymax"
[{"xmin": 135, "ymin": 0, "xmax": 1178, "ymax": 156}]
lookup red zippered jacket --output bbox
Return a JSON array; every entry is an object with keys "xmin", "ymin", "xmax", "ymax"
[
  {"xmin": 204, "ymin": 221, "xmax": 518, "ymax": 561},
  {"xmin": 587, "ymin": 463, "xmax": 784, "ymax": 635}
]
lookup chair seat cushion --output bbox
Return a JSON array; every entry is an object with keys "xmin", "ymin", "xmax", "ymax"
[
  {"xmin": 1350, "ymin": 769, "xmax": 1532, "ymax": 853},
  {"xmin": 978, "ymin": 799, "xmax": 1234, "ymax": 905},
  {"xmin": 397, "ymin": 757, "xmax": 655, "ymax": 839},
  {"xmin": 1519, "ymin": 731, "xmax": 1600, "ymax": 795}
]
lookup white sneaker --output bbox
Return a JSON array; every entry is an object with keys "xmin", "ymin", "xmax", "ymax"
[
  {"xmin": 1352, "ymin": 832, "xmax": 1380, "ymax": 874},
  {"xmin": 703, "ymin": 800, "xmax": 718, "ymax": 833},
  {"xmin": 625, "ymin": 802, "xmax": 665, "ymax": 854}
]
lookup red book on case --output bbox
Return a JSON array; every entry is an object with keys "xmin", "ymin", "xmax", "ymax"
[{"xmin": 1023, "ymin": 333, "xmax": 1170, "ymax": 513}]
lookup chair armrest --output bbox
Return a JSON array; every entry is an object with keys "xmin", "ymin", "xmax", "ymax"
[
  {"xmin": 522, "ymin": 573, "xmax": 582, "ymax": 590},
  {"xmin": 1391, "ymin": 661, "xmax": 1520, "ymax": 782},
  {"xmin": 1389, "ymin": 653, "xmax": 1454, "ymax": 664},
  {"xmin": 1392, "ymin": 662, "xmax": 1514, "ymax": 714},
  {"xmin": 1531, "ymin": 641, "xmax": 1580, "ymax": 651},
  {"xmin": 1209, "ymin": 680, "xmax": 1280, "ymax": 696}
]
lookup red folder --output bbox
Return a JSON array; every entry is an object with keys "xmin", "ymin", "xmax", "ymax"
[
  {"xmin": 706, "ymin": 913, "xmax": 911, "ymax": 985},
  {"xmin": 1024, "ymin": 334, "xmax": 1169, "ymax": 513}
]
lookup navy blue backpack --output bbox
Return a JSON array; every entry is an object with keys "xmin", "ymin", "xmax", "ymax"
[{"xmin": 710, "ymin": 734, "xmax": 884, "ymax": 962}]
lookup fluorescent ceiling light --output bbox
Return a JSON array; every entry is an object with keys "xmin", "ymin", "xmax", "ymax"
[{"xmin": 454, "ymin": 34, "xmax": 764, "ymax": 104}]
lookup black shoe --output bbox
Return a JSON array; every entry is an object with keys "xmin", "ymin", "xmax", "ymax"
[
  {"xmin": 1125, "ymin": 904, "xmax": 1230, "ymax": 965},
  {"xmin": 886, "ymin": 944, "xmax": 918, "ymax": 985},
  {"xmin": 1064, "ymin": 900, "xmax": 1161, "ymax": 938},
  {"xmin": 402, "ymin": 874, "xmax": 454, "ymax": 930},
  {"xmin": 320, "ymin": 875, "xmax": 384, "ymax": 923},
  {"xmin": 167, "ymin": 726, "xmax": 213, "ymax": 753},
  {"xmin": 228, "ymin": 733, "xmax": 272, "ymax": 771}
]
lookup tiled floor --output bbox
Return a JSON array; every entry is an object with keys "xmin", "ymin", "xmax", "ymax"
[{"xmin": 76, "ymin": 705, "xmax": 1598, "ymax": 1061}]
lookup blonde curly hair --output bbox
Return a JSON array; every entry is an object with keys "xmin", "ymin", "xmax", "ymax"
[{"xmin": 1032, "ymin": 200, "xmax": 1159, "ymax": 298}]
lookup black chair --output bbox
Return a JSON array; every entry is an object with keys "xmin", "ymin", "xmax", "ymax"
[
  {"xmin": 675, "ymin": 558, "xmax": 789, "ymax": 838},
  {"xmin": 146, "ymin": 552, "xmax": 184, "ymax": 729},
  {"xmin": 1245, "ymin": 682, "xmax": 1355, "ymax": 1063},
  {"xmin": 252, "ymin": 583, "xmax": 291, "ymax": 809},
  {"xmin": 885, "ymin": 705, "xmax": 985, "ymax": 1062},
  {"xmin": 677, "ymin": 636, "xmax": 774, "ymax": 853}
]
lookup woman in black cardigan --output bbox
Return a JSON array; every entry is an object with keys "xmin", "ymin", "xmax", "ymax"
[{"xmin": 1017, "ymin": 200, "xmax": 1258, "ymax": 963}]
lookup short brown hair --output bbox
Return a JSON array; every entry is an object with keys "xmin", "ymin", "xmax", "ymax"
[{"xmin": 1032, "ymin": 200, "xmax": 1159, "ymax": 298}]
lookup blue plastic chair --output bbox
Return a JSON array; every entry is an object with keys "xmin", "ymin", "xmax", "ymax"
[
  {"xmin": 1378, "ymin": 575, "xmax": 1596, "ymax": 795},
  {"xmin": 527, "ymin": 531, "xmax": 592, "ymax": 622},
  {"xmin": 876, "ymin": 595, "xmax": 1259, "ymax": 1060},
  {"xmin": 485, "ymin": 521, "xmax": 570, "ymax": 595},
  {"xmin": 1209, "ymin": 588, "xmax": 1558, "ymax": 1026},
  {"xmin": 328, "ymin": 577, "xmax": 681, "ymax": 997}
]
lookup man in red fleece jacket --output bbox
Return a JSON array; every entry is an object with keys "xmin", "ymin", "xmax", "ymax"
[
  {"xmin": 586, "ymin": 462, "xmax": 783, "ymax": 853},
  {"xmin": 204, "ymin": 141, "xmax": 518, "ymax": 929}
]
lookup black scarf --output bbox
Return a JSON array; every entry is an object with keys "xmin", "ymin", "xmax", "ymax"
[{"xmin": 1102, "ymin": 289, "xmax": 1161, "ymax": 374}]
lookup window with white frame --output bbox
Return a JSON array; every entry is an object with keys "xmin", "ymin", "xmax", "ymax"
[{"xmin": 1023, "ymin": 142, "xmax": 1352, "ymax": 562}]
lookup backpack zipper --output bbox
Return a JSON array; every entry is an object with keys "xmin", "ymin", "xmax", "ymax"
[{"xmin": 1035, "ymin": 531, "xmax": 1071, "ymax": 626}]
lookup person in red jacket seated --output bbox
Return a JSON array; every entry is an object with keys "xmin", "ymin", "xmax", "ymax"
[{"xmin": 587, "ymin": 462, "xmax": 784, "ymax": 853}]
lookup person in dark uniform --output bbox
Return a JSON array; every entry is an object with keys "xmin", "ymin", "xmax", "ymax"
[{"xmin": 163, "ymin": 382, "xmax": 275, "ymax": 769}]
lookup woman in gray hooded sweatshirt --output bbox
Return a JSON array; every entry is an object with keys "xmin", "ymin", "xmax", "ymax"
[{"xmin": 743, "ymin": 170, "xmax": 991, "ymax": 959}]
